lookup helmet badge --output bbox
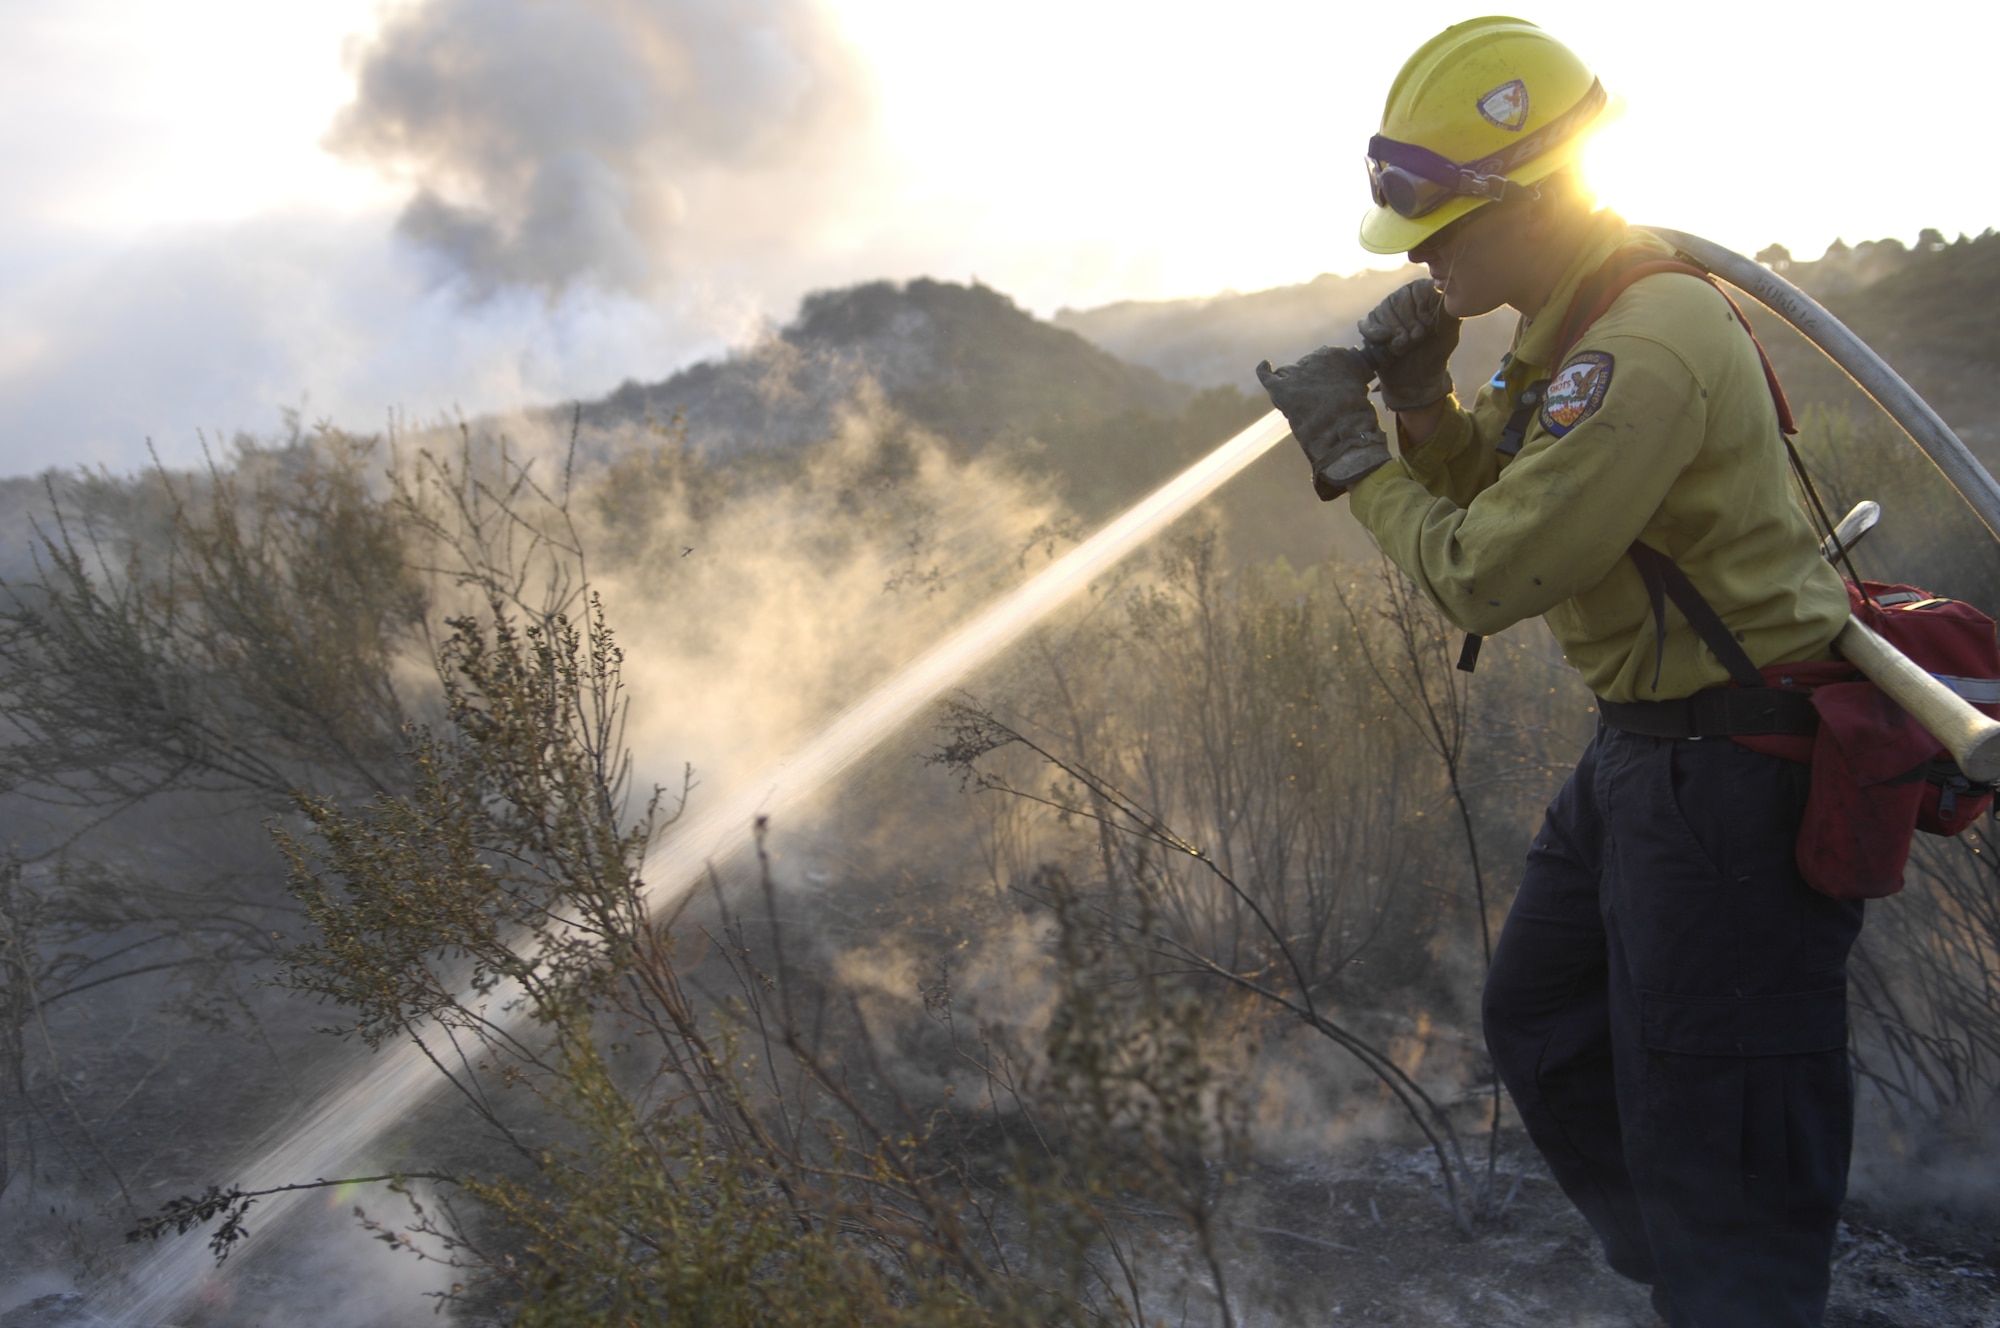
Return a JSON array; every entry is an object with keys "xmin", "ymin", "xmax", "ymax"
[{"xmin": 1477, "ymin": 80, "xmax": 1530, "ymax": 132}]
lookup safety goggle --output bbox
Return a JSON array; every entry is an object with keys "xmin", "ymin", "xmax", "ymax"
[
  {"xmin": 1365, "ymin": 79, "xmax": 1608, "ymax": 221},
  {"xmin": 1367, "ymin": 154, "xmax": 1520, "ymax": 220}
]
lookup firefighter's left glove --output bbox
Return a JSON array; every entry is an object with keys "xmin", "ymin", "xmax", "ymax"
[
  {"xmin": 1359, "ymin": 278, "xmax": 1460, "ymax": 412},
  {"xmin": 1256, "ymin": 347, "xmax": 1390, "ymax": 501}
]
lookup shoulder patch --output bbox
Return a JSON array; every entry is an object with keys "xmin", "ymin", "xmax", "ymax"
[{"xmin": 1539, "ymin": 351, "xmax": 1614, "ymax": 437}]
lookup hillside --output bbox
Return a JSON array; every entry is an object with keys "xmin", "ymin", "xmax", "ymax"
[
  {"xmin": 0, "ymin": 276, "xmax": 1365, "ymax": 579},
  {"xmin": 1053, "ymin": 267, "xmax": 1423, "ymax": 393},
  {"xmin": 1750, "ymin": 230, "xmax": 2000, "ymax": 459},
  {"xmin": 580, "ymin": 275, "xmax": 1352, "ymax": 560},
  {"xmin": 1053, "ymin": 266, "xmax": 1520, "ymax": 412},
  {"xmin": 587, "ymin": 278, "xmax": 1194, "ymax": 458}
]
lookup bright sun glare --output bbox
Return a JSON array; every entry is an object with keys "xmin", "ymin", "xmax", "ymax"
[{"xmin": 1578, "ymin": 117, "xmax": 1648, "ymax": 225}]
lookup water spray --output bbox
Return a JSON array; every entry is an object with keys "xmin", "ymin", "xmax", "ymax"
[{"xmin": 109, "ymin": 410, "xmax": 1295, "ymax": 1323}]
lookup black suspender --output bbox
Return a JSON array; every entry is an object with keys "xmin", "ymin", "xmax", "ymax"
[{"xmin": 1625, "ymin": 541, "xmax": 1765, "ymax": 691}]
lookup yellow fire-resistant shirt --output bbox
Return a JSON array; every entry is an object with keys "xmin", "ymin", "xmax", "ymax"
[{"xmin": 1348, "ymin": 212, "xmax": 1850, "ymax": 703}]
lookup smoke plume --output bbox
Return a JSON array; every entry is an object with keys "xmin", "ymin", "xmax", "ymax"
[{"xmin": 326, "ymin": 0, "xmax": 873, "ymax": 295}]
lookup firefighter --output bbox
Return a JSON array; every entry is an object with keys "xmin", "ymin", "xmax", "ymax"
[{"xmin": 1257, "ymin": 18, "xmax": 1863, "ymax": 1327}]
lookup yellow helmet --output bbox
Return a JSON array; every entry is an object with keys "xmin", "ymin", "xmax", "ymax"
[{"xmin": 1359, "ymin": 17, "xmax": 1621, "ymax": 255}]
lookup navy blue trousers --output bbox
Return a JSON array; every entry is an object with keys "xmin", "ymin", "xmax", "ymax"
[{"xmin": 1484, "ymin": 727, "xmax": 1864, "ymax": 1327}]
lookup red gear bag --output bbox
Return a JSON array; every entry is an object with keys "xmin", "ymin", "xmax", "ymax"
[{"xmin": 1737, "ymin": 584, "xmax": 2000, "ymax": 898}]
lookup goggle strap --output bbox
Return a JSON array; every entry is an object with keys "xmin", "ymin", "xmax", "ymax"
[{"xmin": 1369, "ymin": 79, "xmax": 1609, "ymax": 197}]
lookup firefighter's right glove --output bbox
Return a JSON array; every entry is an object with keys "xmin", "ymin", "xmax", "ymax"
[
  {"xmin": 1358, "ymin": 278, "xmax": 1461, "ymax": 412},
  {"xmin": 1255, "ymin": 346, "xmax": 1391, "ymax": 501}
]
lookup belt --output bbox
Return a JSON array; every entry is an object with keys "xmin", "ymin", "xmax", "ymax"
[{"xmin": 1597, "ymin": 688, "xmax": 1819, "ymax": 739}]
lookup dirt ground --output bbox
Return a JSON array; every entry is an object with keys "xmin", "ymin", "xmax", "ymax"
[{"xmin": 1226, "ymin": 1138, "xmax": 2000, "ymax": 1328}]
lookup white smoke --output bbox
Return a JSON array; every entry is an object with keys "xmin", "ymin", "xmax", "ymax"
[{"xmin": 326, "ymin": 0, "xmax": 875, "ymax": 296}]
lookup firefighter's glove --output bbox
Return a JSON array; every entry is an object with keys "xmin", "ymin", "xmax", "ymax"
[
  {"xmin": 1255, "ymin": 346, "xmax": 1390, "ymax": 501},
  {"xmin": 1358, "ymin": 278, "xmax": 1460, "ymax": 412}
]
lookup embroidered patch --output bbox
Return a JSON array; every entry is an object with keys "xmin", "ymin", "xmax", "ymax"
[
  {"xmin": 1477, "ymin": 79, "xmax": 1530, "ymax": 131},
  {"xmin": 1538, "ymin": 351, "xmax": 1614, "ymax": 436}
]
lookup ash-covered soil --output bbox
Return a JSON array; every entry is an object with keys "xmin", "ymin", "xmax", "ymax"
[{"xmin": 1229, "ymin": 1139, "xmax": 2000, "ymax": 1327}]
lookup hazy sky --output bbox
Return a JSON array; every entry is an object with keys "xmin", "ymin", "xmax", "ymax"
[{"xmin": 1, "ymin": 0, "xmax": 1993, "ymax": 476}]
